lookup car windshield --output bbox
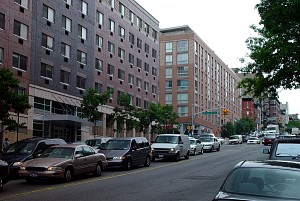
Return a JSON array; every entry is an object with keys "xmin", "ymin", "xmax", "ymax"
[
  {"xmin": 229, "ymin": 136, "xmax": 238, "ymax": 140},
  {"xmin": 222, "ymin": 167, "xmax": 300, "ymax": 199},
  {"xmin": 248, "ymin": 137, "xmax": 257, "ymax": 140},
  {"xmin": 275, "ymin": 143, "xmax": 300, "ymax": 157},
  {"xmin": 190, "ymin": 140, "xmax": 197, "ymax": 145},
  {"xmin": 85, "ymin": 139, "xmax": 101, "ymax": 147},
  {"xmin": 100, "ymin": 140, "xmax": 130, "ymax": 150},
  {"xmin": 41, "ymin": 147, "xmax": 75, "ymax": 159},
  {"xmin": 5, "ymin": 141, "xmax": 37, "ymax": 154},
  {"xmin": 199, "ymin": 137, "xmax": 213, "ymax": 142},
  {"xmin": 154, "ymin": 136, "xmax": 179, "ymax": 144},
  {"xmin": 265, "ymin": 134, "xmax": 276, "ymax": 138}
]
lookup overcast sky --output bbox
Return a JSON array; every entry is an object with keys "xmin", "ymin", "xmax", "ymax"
[{"xmin": 135, "ymin": 0, "xmax": 300, "ymax": 115}]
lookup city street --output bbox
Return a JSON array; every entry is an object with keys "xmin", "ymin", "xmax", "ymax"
[{"xmin": 1, "ymin": 143, "xmax": 268, "ymax": 201}]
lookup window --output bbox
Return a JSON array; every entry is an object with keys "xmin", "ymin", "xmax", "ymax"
[
  {"xmin": 64, "ymin": 0, "xmax": 72, "ymax": 5},
  {"xmin": 41, "ymin": 63, "xmax": 53, "ymax": 79},
  {"xmin": 108, "ymin": 41, "xmax": 115, "ymax": 54},
  {"xmin": 137, "ymin": 58, "xmax": 142, "ymax": 68},
  {"xmin": 42, "ymin": 33, "xmax": 54, "ymax": 50},
  {"xmin": 166, "ymin": 42, "xmax": 172, "ymax": 53},
  {"xmin": 144, "ymin": 43, "xmax": 149, "ymax": 54},
  {"xmin": 0, "ymin": 13, "xmax": 5, "ymax": 30},
  {"xmin": 177, "ymin": 106, "xmax": 188, "ymax": 117},
  {"xmin": 109, "ymin": 0, "xmax": 115, "ymax": 8},
  {"xmin": 177, "ymin": 40, "xmax": 188, "ymax": 52},
  {"xmin": 166, "ymin": 55, "xmax": 172, "ymax": 66},
  {"xmin": 137, "ymin": 38, "xmax": 142, "ymax": 49},
  {"xmin": 119, "ymin": 26, "xmax": 125, "ymax": 38},
  {"xmin": 136, "ymin": 17, "xmax": 142, "ymax": 28},
  {"xmin": 119, "ymin": 3, "xmax": 125, "ymax": 16},
  {"xmin": 62, "ymin": 15, "xmax": 72, "ymax": 32},
  {"xmin": 0, "ymin": 48, "xmax": 3, "ymax": 63},
  {"xmin": 152, "ymin": 48, "xmax": 157, "ymax": 59},
  {"xmin": 95, "ymin": 58, "xmax": 103, "ymax": 71},
  {"xmin": 80, "ymin": 0, "xmax": 88, "ymax": 15},
  {"xmin": 152, "ymin": 29, "xmax": 157, "ymax": 40},
  {"xmin": 144, "ymin": 23, "xmax": 149, "ymax": 34},
  {"xmin": 13, "ymin": 20, "xmax": 28, "ymax": 39},
  {"xmin": 144, "ymin": 81, "xmax": 149, "ymax": 91},
  {"xmin": 107, "ymin": 87, "xmax": 113, "ymax": 99},
  {"xmin": 177, "ymin": 53, "xmax": 188, "ymax": 64},
  {"xmin": 96, "ymin": 11, "xmax": 103, "ymax": 25},
  {"xmin": 177, "ymin": 93, "xmax": 188, "ymax": 104},
  {"xmin": 109, "ymin": 19, "xmax": 115, "ymax": 33},
  {"xmin": 78, "ymin": 25, "xmax": 87, "ymax": 40},
  {"xmin": 129, "ymin": 53, "xmax": 134, "ymax": 64},
  {"xmin": 165, "ymin": 94, "xmax": 172, "ymax": 104},
  {"xmin": 61, "ymin": 43, "xmax": 71, "ymax": 58},
  {"xmin": 118, "ymin": 69, "xmax": 125, "ymax": 80},
  {"xmin": 152, "ymin": 85, "xmax": 157, "ymax": 95},
  {"xmin": 144, "ymin": 62, "xmax": 150, "ymax": 72},
  {"xmin": 118, "ymin": 48, "xmax": 125, "ymax": 60},
  {"xmin": 12, "ymin": 53, "xmax": 27, "ymax": 71},
  {"xmin": 165, "ymin": 81, "xmax": 172, "ymax": 91},
  {"xmin": 128, "ymin": 74, "xmax": 134, "ymax": 85},
  {"xmin": 77, "ymin": 50, "xmax": 87, "ymax": 65},
  {"xmin": 144, "ymin": 100, "xmax": 149, "ymax": 109},
  {"xmin": 136, "ymin": 97, "xmax": 141, "ymax": 107},
  {"xmin": 136, "ymin": 78, "xmax": 142, "ymax": 88},
  {"xmin": 15, "ymin": 0, "xmax": 28, "ymax": 8},
  {"xmin": 152, "ymin": 67, "xmax": 157, "ymax": 76},
  {"xmin": 95, "ymin": 82, "xmax": 102, "ymax": 94},
  {"xmin": 129, "ymin": 33, "xmax": 134, "ymax": 45},
  {"xmin": 129, "ymin": 11, "xmax": 134, "ymax": 23},
  {"xmin": 60, "ymin": 70, "xmax": 70, "ymax": 84},
  {"xmin": 177, "ymin": 66, "xmax": 188, "ymax": 77},
  {"xmin": 96, "ymin": 35, "xmax": 103, "ymax": 48},
  {"xmin": 76, "ymin": 75, "xmax": 86, "ymax": 89},
  {"xmin": 107, "ymin": 64, "xmax": 114, "ymax": 76},
  {"xmin": 165, "ymin": 68, "xmax": 172, "ymax": 78},
  {"xmin": 177, "ymin": 80, "xmax": 188, "ymax": 90},
  {"xmin": 42, "ymin": 4, "xmax": 55, "ymax": 23}
]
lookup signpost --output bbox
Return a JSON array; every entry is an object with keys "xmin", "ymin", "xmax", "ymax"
[{"xmin": 202, "ymin": 111, "xmax": 218, "ymax": 115}]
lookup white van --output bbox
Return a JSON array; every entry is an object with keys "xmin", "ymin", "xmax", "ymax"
[
  {"xmin": 151, "ymin": 134, "xmax": 190, "ymax": 161},
  {"xmin": 229, "ymin": 135, "xmax": 243, "ymax": 144}
]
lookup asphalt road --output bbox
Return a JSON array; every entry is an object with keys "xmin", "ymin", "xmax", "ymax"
[{"xmin": 0, "ymin": 143, "xmax": 269, "ymax": 201}]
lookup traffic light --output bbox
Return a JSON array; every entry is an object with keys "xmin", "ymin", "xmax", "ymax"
[{"xmin": 223, "ymin": 109, "xmax": 229, "ymax": 115}]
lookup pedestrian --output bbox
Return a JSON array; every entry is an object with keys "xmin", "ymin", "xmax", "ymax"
[{"xmin": 3, "ymin": 138, "xmax": 10, "ymax": 150}]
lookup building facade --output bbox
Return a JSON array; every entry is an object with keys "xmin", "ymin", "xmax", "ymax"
[
  {"xmin": 159, "ymin": 26, "xmax": 242, "ymax": 136},
  {"xmin": 0, "ymin": 0, "xmax": 160, "ymax": 142}
]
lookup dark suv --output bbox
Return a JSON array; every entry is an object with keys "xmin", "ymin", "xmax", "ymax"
[
  {"xmin": 0, "ymin": 138, "xmax": 66, "ymax": 177},
  {"xmin": 98, "ymin": 137, "xmax": 151, "ymax": 170}
]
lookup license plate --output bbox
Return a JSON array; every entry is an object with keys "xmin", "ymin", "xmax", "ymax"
[
  {"xmin": 158, "ymin": 155, "xmax": 163, "ymax": 158},
  {"xmin": 30, "ymin": 173, "xmax": 38, "ymax": 177}
]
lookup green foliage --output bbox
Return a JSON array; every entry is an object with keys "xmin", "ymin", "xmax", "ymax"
[
  {"xmin": 221, "ymin": 122, "xmax": 235, "ymax": 138},
  {"xmin": 79, "ymin": 88, "xmax": 111, "ymax": 137},
  {"xmin": 0, "ymin": 68, "xmax": 31, "ymax": 149},
  {"xmin": 285, "ymin": 120, "xmax": 300, "ymax": 133},
  {"xmin": 234, "ymin": 117, "xmax": 256, "ymax": 135},
  {"xmin": 238, "ymin": 0, "xmax": 300, "ymax": 98}
]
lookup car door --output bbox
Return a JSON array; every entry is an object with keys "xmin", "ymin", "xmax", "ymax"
[
  {"xmin": 73, "ymin": 146, "xmax": 87, "ymax": 175},
  {"xmin": 129, "ymin": 140, "xmax": 140, "ymax": 166}
]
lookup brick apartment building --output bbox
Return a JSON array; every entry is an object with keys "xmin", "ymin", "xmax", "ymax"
[{"xmin": 0, "ymin": 0, "xmax": 159, "ymax": 142}]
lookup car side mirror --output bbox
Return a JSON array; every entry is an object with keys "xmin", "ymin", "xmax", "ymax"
[
  {"xmin": 262, "ymin": 149, "xmax": 270, "ymax": 154},
  {"xmin": 75, "ymin": 154, "xmax": 83, "ymax": 159}
]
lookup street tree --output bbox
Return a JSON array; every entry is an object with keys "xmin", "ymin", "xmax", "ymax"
[
  {"xmin": 235, "ymin": 117, "xmax": 256, "ymax": 135},
  {"xmin": 238, "ymin": 0, "xmax": 300, "ymax": 98},
  {"xmin": 0, "ymin": 68, "xmax": 31, "ymax": 150},
  {"xmin": 285, "ymin": 120, "xmax": 300, "ymax": 133},
  {"xmin": 79, "ymin": 88, "xmax": 111, "ymax": 138},
  {"xmin": 221, "ymin": 122, "xmax": 235, "ymax": 138}
]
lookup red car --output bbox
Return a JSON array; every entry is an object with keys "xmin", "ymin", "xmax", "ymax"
[{"xmin": 263, "ymin": 133, "xmax": 276, "ymax": 145}]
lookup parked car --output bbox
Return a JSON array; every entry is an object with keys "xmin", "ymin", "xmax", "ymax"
[
  {"xmin": 262, "ymin": 133, "xmax": 276, "ymax": 145},
  {"xmin": 151, "ymin": 134, "xmax": 190, "ymax": 161},
  {"xmin": 242, "ymin": 135, "xmax": 249, "ymax": 142},
  {"xmin": 0, "ymin": 138, "xmax": 66, "ymax": 178},
  {"xmin": 217, "ymin": 137, "xmax": 225, "ymax": 145},
  {"xmin": 263, "ymin": 138, "xmax": 300, "ymax": 162},
  {"xmin": 213, "ymin": 160, "xmax": 300, "ymax": 200},
  {"xmin": 85, "ymin": 136, "xmax": 112, "ymax": 151},
  {"xmin": 189, "ymin": 137, "xmax": 203, "ymax": 155},
  {"xmin": 228, "ymin": 135, "xmax": 242, "ymax": 144},
  {"xmin": 277, "ymin": 134, "xmax": 297, "ymax": 139},
  {"xmin": 0, "ymin": 159, "xmax": 9, "ymax": 192},
  {"xmin": 247, "ymin": 137, "xmax": 260, "ymax": 144},
  {"xmin": 19, "ymin": 144, "xmax": 107, "ymax": 183},
  {"xmin": 98, "ymin": 137, "xmax": 151, "ymax": 170},
  {"xmin": 198, "ymin": 136, "xmax": 220, "ymax": 152}
]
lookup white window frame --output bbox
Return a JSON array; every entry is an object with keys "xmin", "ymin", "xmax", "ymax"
[
  {"xmin": 166, "ymin": 55, "xmax": 172, "ymax": 66},
  {"xmin": 109, "ymin": 19, "xmax": 115, "ymax": 33},
  {"xmin": 165, "ymin": 94, "xmax": 172, "ymax": 104},
  {"xmin": 15, "ymin": 0, "xmax": 28, "ymax": 9},
  {"xmin": 0, "ymin": 48, "xmax": 3, "ymax": 63},
  {"xmin": 95, "ymin": 58, "xmax": 103, "ymax": 72},
  {"xmin": 41, "ymin": 62, "xmax": 53, "ymax": 80},
  {"xmin": 43, "ymin": 4, "xmax": 55, "ymax": 23},
  {"xmin": 118, "ymin": 47, "xmax": 125, "ymax": 60},
  {"xmin": 78, "ymin": 25, "xmax": 87, "ymax": 40},
  {"xmin": 60, "ymin": 70, "xmax": 70, "ymax": 85},
  {"xmin": 61, "ymin": 43, "xmax": 70, "ymax": 58},
  {"xmin": 165, "ymin": 68, "xmax": 172, "ymax": 78},
  {"xmin": 108, "ymin": 41, "xmax": 115, "ymax": 55},
  {"xmin": 76, "ymin": 75, "xmax": 86, "ymax": 90},
  {"xmin": 119, "ymin": 26, "xmax": 125, "ymax": 38},
  {"xmin": 109, "ymin": 0, "xmax": 115, "ymax": 8},
  {"xmin": 77, "ymin": 50, "xmax": 87, "ymax": 65},
  {"xmin": 12, "ymin": 52, "xmax": 27, "ymax": 71},
  {"xmin": 96, "ymin": 35, "xmax": 103, "ymax": 48},
  {"xmin": 80, "ymin": 0, "xmax": 88, "ymax": 16},
  {"xmin": 96, "ymin": 11, "xmax": 103, "ymax": 25},
  {"xmin": 128, "ymin": 74, "xmax": 134, "ymax": 85},
  {"xmin": 119, "ymin": 3, "xmax": 125, "ymax": 16},
  {"xmin": 166, "ymin": 42, "xmax": 172, "ymax": 53},
  {"xmin": 177, "ymin": 93, "xmax": 188, "ymax": 104},
  {"xmin": 64, "ymin": 0, "xmax": 72, "ymax": 5},
  {"xmin": 62, "ymin": 15, "xmax": 71, "ymax": 32},
  {"xmin": 13, "ymin": 20, "xmax": 28, "ymax": 40},
  {"xmin": 42, "ymin": 33, "xmax": 54, "ymax": 50}
]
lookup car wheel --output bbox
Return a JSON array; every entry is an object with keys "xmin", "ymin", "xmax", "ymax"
[
  {"xmin": 0, "ymin": 177, "xmax": 3, "ymax": 192},
  {"xmin": 126, "ymin": 158, "xmax": 132, "ymax": 170},
  {"xmin": 217, "ymin": 145, "xmax": 220, "ymax": 151},
  {"xmin": 200, "ymin": 148, "xmax": 204, "ymax": 154},
  {"xmin": 64, "ymin": 168, "xmax": 73, "ymax": 182},
  {"xmin": 94, "ymin": 163, "xmax": 102, "ymax": 177},
  {"xmin": 185, "ymin": 151, "xmax": 190, "ymax": 159},
  {"xmin": 144, "ymin": 156, "xmax": 151, "ymax": 167},
  {"xmin": 210, "ymin": 146, "xmax": 213, "ymax": 152},
  {"xmin": 193, "ymin": 149, "xmax": 197, "ymax": 156},
  {"xmin": 174, "ymin": 153, "xmax": 180, "ymax": 162}
]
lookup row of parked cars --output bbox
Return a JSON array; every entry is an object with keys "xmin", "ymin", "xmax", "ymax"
[
  {"xmin": 213, "ymin": 134, "xmax": 300, "ymax": 200},
  {"xmin": 0, "ymin": 133, "xmax": 222, "ymax": 191}
]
